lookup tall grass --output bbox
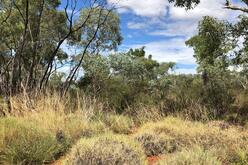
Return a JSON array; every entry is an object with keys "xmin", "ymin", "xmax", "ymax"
[
  {"xmin": 0, "ymin": 117, "xmax": 62, "ymax": 164},
  {"xmin": 0, "ymin": 91, "xmax": 109, "ymax": 164}
]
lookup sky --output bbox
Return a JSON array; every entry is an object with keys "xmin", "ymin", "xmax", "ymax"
[{"xmin": 61, "ymin": 0, "xmax": 244, "ymax": 74}]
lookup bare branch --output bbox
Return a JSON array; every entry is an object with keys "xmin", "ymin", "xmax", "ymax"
[
  {"xmin": 39, "ymin": 0, "xmax": 99, "ymax": 89},
  {"xmin": 224, "ymin": 0, "xmax": 248, "ymax": 13},
  {"xmin": 62, "ymin": 4, "xmax": 115, "ymax": 95}
]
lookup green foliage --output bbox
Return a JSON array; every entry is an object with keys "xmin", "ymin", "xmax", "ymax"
[
  {"xmin": 73, "ymin": 8, "xmax": 122, "ymax": 51},
  {"xmin": 79, "ymin": 47, "xmax": 175, "ymax": 112},
  {"xmin": 0, "ymin": 117, "xmax": 63, "ymax": 164},
  {"xmin": 168, "ymin": 0, "xmax": 200, "ymax": 9},
  {"xmin": 65, "ymin": 134, "xmax": 147, "ymax": 165},
  {"xmin": 185, "ymin": 16, "xmax": 236, "ymax": 117},
  {"xmin": 0, "ymin": 0, "xmax": 123, "ymax": 93},
  {"xmin": 186, "ymin": 16, "xmax": 231, "ymax": 70}
]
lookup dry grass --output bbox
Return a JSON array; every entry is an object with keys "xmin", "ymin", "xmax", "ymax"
[
  {"xmin": 134, "ymin": 132, "xmax": 176, "ymax": 156},
  {"xmin": 0, "ymin": 117, "xmax": 62, "ymax": 164},
  {"xmin": 4, "ymin": 92, "xmax": 109, "ymax": 141},
  {"xmin": 158, "ymin": 147, "xmax": 222, "ymax": 165},
  {"xmin": 64, "ymin": 134, "xmax": 147, "ymax": 165},
  {"xmin": 102, "ymin": 114, "xmax": 134, "ymax": 134},
  {"xmin": 133, "ymin": 117, "xmax": 248, "ymax": 164},
  {"xmin": 1, "ymin": 92, "xmax": 248, "ymax": 164},
  {"xmin": 125, "ymin": 104, "xmax": 164, "ymax": 125},
  {"xmin": 0, "ymin": 92, "xmax": 110, "ymax": 164}
]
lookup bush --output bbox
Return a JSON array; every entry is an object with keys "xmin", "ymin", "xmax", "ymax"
[
  {"xmin": 65, "ymin": 134, "xmax": 147, "ymax": 165},
  {"xmin": 0, "ymin": 117, "xmax": 63, "ymax": 164},
  {"xmin": 134, "ymin": 132, "xmax": 176, "ymax": 156},
  {"xmin": 102, "ymin": 114, "xmax": 134, "ymax": 134},
  {"xmin": 158, "ymin": 147, "xmax": 221, "ymax": 165}
]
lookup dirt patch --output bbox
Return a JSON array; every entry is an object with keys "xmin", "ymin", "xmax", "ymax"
[{"xmin": 147, "ymin": 155, "xmax": 162, "ymax": 165}]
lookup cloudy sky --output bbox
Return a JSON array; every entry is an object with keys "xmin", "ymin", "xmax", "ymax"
[
  {"xmin": 60, "ymin": 0, "xmax": 244, "ymax": 74},
  {"xmin": 106, "ymin": 0, "xmax": 243, "ymax": 74}
]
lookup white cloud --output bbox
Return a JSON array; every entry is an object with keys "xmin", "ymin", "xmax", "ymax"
[
  {"xmin": 129, "ymin": 38, "xmax": 196, "ymax": 65},
  {"xmin": 169, "ymin": 0, "xmax": 242, "ymax": 23},
  {"xmin": 127, "ymin": 22, "xmax": 147, "ymax": 29},
  {"xmin": 109, "ymin": 0, "xmax": 240, "ymax": 19},
  {"xmin": 107, "ymin": 0, "xmax": 169, "ymax": 17},
  {"xmin": 149, "ymin": 20, "xmax": 198, "ymax": 37}
]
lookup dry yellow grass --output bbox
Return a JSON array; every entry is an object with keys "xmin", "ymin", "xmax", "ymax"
[
  {"xmin": 64, "ymin": 134, "xmax": 147, "ymax": 165},
  {"xmin": 133, "ymin": 117, "xmax": 248, "ymax": 164},
  {"xmin": 1, "ymin": 92, "xmax": 248, "ymax": 164}
]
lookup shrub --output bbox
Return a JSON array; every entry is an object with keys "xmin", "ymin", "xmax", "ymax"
[
  {"xmin": 0, "ymin": 117, "xmax": 63, "ymax": 164},
  {"xmin": 102, "ymin": 114, "xmax": 134, "ymax": 134},
  {"xmin": 158, "ymin": 147, "xmax": 221, "ymax": 165},
  {"xmin": 134, "ymin": 132, "xmax": 176, "ymax": 156},
  {"xmin": 65, "ymin": 134, "xmax": 147, "ymax": 165}
]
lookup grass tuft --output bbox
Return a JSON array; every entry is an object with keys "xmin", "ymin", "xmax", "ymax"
[
  {"xmin": 158, "ymin": 147, "xmax": 221, "ymax": 165},
  {"xmin": 65, "ymin": 134, "xmax": 147, "ymax": 165},
  {"xmin": 0, "ymin": 117, "xmax": 63, "ymax": 164}
]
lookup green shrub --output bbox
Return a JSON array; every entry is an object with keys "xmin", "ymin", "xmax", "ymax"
[
  {"xmin": 65, "ymin": 134, "xmax": 147, "ymax": 165},
  {"xmin": 0, "ymin": 117, "xmax": 63, "ymax": 164},
  {"xmin": 102, "ymin": 114, "xmax": 134, "ymax": 134},
  {"xmin": 134, "ymin": 132, "xmax": 176, "ymax": 156},
  {"xmin": 158, "ymin": 147, "xmax": 221, "ymax": 165}
]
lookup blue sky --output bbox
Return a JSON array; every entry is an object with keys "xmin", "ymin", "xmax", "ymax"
[{"xmin": 60, "ymin": 0, "xmax": 243, "ymax": 74}]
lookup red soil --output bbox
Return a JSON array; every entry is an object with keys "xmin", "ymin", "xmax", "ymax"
[{"xmin": 147, "ymin": 155, "xmax": 162, "ymax": 165}]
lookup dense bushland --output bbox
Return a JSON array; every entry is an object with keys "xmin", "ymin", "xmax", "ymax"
[{"xmin": 1, "ymin": 0, "xmax": 248, "ymax": 164}]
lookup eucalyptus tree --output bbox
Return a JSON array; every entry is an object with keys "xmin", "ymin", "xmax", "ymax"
[
  {"xmin": 61, "ymin": 7, "xmax": 122, "ymax": 95},
  {"xmin": 0, "ymin": 0, "xmax": 122, "ymax": 96},
  {"xmin": 78, "ymin": 47, "xmax": 175, "ymax": 111},
  {"xmin": 186, "ymin": 16, "xmax": 236, "ymax": 115}
]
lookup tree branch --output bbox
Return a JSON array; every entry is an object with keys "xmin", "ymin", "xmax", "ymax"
[{"xmin": 224, "ymin": 0, "xmax": 248, "ymax": 13}]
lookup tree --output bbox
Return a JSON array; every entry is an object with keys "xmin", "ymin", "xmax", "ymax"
[
  {"xmin": 0, "ymin": 0, "xmax": 121, "ymax": 96},
  {"xmin": 186, "ymin": 16, "xmax": 235, "ymax": 116},
  {"xmin": 78, "ymin": 48, "xmax": 175, "ymax": 111},
  {"xmin": 61, "ymin": 8, "xmax": 122, "ymax": 95},
  {"xmin": 186, "ymin": 16, "xmax": 231, "ymax": 72},
  {"xmin": 0, "ymin": 0, "xmax": 66, "ymax": 94}
]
